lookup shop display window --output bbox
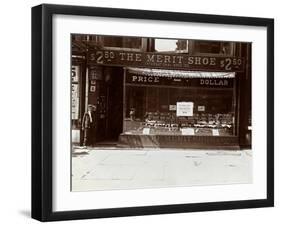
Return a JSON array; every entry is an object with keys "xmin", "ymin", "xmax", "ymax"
[{"xmin": 123, "ymin": 74, "xmax": 236, "ymax": 137}]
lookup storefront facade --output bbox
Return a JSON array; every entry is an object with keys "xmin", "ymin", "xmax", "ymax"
[{"xmin": 72, "ymin": 35, "xmax": 251, "ymax": 149}]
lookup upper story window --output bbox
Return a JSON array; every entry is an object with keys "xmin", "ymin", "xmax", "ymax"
[
  {"xmin": 176, "ymin": 40, "xmax": 189, "ymax": 52},
  {"xmin": 155, "ymin": 39, "xmax": 188, "ymax": 53},
  {"xmin": 103, "ymin": 36, "xmax": 142, "ymax": 50},
  {"xmin": 72, "ymin": 34, "xmax": 142, "ymax": 51},
  {"xmin": 192, "ymin": 41, "xmax": 233, "ymax": 55}
]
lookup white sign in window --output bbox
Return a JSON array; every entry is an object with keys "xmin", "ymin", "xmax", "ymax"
[
  {"xmin": 142, "ymin": 128, "xmax": 150, "ymax": 135},
  {"xmin": 198, "ymin": 105, "xmax": 205, "ymax": 112},
  {"xmin": 212, "ymin": 129, "xmax": 220, "ymax": 136},
  {"xmin": 169, "ymin": 105, "xmax": 177, "ymax": 111},
  {"xmin": 181, "ymin": 128, "xmax": 195, "ymax": 135},
  {"xmin": 176, "ymin": 102, "xmax": 194, "ymax": 116}
]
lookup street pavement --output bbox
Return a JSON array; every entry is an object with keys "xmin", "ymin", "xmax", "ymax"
[{"xmin": 72, "ymin": 147, "xmax": 252, "ymax": 191}]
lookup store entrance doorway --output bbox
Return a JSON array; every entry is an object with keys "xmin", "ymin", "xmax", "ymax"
[{"xmin": 96, "ymin": 67, "xmax": 124, "ymax": 145}]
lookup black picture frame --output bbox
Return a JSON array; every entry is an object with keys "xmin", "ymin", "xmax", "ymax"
[{"xmin": 31, "ymin": 4, "xmax": 274, "ymax": 222}]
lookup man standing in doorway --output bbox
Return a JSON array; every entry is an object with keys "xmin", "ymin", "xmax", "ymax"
[{"xmin": 82, "ymin": 105, "xmax": 97, "ymax": 147}]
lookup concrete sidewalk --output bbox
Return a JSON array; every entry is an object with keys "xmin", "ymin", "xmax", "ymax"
[{"xmin": 72, "ymin": 147, "xmax": 252, "ymax": 192}]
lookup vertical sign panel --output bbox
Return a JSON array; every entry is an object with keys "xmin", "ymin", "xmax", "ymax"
[{"xmin": 71, "ymin": 66, "xmax": 80, "ymax": 120}]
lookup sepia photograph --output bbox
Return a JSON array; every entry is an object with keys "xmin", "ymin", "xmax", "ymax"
[{"xmin": 71, "ymin": 34, "xmax": 252, "ymax": 192}]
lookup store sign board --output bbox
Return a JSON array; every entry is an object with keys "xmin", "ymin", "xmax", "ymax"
[
  {"xmin": 176, "ymin": 102, "xmax": 194, "ymax": 116},
  {"xmin": 71, "ymin": 66, "xmax": 79, "ymax": 83},
  {"xmin": 126, "ymin": 73, "xmax": 234, "ymax": 88},
  {"xmin": 88, "ymin": 49, "xmax": 244, "ymax": 72},
  {"xmin": 89, "ymin": 66, "xmax": 102, "ymax": 80}
]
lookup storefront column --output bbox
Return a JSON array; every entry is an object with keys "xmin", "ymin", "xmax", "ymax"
[
  {"xmin": 123, "ymin": 68, "xmax": 127, "ymax": 133},
  {"xmin": 79, "ymin": 62, "xmax": 87, "ymax": 145}
]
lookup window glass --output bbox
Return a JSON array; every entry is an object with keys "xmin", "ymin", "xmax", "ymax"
[
  {"xmin": 124, "ymin": 77, "xmax": 236, "ymax": 137},
  {"xmin": 193, "ymin": 41, "xmax": 232, "ymax": 55},
  {"xmin": 155, "ymin": 39, "xmax": 189, "ymax": 52},
  {"xmin": 103, "ymin": 36, "xmax": 142, "ymax": 49}
]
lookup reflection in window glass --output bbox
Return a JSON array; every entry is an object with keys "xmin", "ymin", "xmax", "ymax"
[
  {"xmin": 155, "ymin": 39, "xmax": 189, "ymax": 52},
  {"xmin": 155, "ymin": 39, "xmax": 177, "ymax": 52}
]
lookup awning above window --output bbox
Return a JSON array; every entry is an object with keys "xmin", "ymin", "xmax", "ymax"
[{"xmin": 126, "ymin": 67, "xmax": 235, "ymax": 78}]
